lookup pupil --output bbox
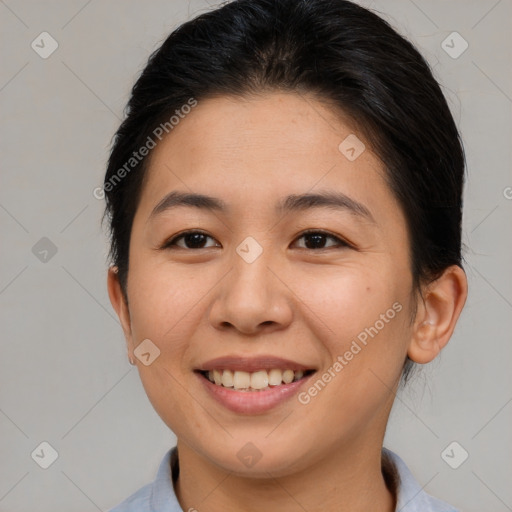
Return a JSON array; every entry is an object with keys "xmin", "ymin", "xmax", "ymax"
[
  {"xmin": 186, "ymin": 233, "xmax": 206, "ymax": 248},
  {"xmin": 306, "ymin": 234, "xmax": 325, "ymax": 249}
]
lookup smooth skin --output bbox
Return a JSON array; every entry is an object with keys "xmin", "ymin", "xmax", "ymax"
[{"xmin": 108, "ymin": 92, "xmax": 468, "ymax": 512}]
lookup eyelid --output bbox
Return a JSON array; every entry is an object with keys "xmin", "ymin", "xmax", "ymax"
[
  {"xmin": 161, "ymin": 229, "xmax": 218, "ymax": 249},
  {"xmin": 161, "ymin": 229, "xmax": 353, "ymax": 250},
  {"xmin": 295, "ymin": 229, "xmax": 353, "ymax": 249}
]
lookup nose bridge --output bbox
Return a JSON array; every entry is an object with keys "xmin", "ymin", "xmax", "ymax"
[
  {"xmin": 209, "ymin": 232, "xmax": 293, "ymax": 333},
  {"xmin": 230, "ymin": 234, "xmax": 276, "ymax": 302}
]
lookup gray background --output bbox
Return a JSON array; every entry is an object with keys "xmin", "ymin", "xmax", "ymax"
[{"xmin": 1, "ymin": 0, "xmax": 511, "ymax": 510}]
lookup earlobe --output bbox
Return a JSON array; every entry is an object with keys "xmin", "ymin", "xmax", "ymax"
[
  {"xmin": 107, "ymin": 266, "xmax": 135, "ymax": 362},
  {"xmin": 407, "ymin": 265, "xmax": 468, "ymax": 365}
]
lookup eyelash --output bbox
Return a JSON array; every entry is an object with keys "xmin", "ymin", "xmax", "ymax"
[{"xmin": 161, "ymin": 229, "xmax": 352, "ymax": 251}]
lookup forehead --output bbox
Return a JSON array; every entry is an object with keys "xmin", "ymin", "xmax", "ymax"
[
  {"xmin": 136, "ymin": 92, "xmax": 402, "ymax": 227},
  {"xmin": 154, "ymin": 92, "xmax": 365, "ymax": 164}
]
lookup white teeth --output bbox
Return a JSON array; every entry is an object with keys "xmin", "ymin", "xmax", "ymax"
[
  {"xmin": 282, "ymin": 369, "xmax": 294, "ymax": 384},
  {"xmin": 205, "ymin": 368, "xmax": 309, "ymax": 390},
  {"xmin": 268, "ymin": 369, "xmax": 283, "ymax": 386},
  {"xmin": 221, "ymin": 369, "xmax": 234, "ymax": 387},
  {"xmin": 250, "ymin": 370, "xmax": 269, "ymax": 390},
  {"xmin": 233, "ymin": 371, "xmax": 251, "ymax": 390}
]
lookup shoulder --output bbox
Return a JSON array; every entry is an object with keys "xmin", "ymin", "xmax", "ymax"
[
  {"xmin": 106, "ymin": 448, "xmax": 183, "ymax": 512},
  {"xmin": 383, "ymin": 448, "xmax": 459, "ymax": 512},
  {"xmin": 107, "ymin": 482, "xmax": 153, "ymax": 512}
]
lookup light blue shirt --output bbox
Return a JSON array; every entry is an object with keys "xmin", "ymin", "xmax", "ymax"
[{"xmin": 107, "ymin": 447, "xmax": 458, "ymax": 511}]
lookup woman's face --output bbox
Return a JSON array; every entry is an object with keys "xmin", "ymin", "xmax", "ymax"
[{"xmin": 111, "ymin": 92, "xmax": 418, "ymax": 475}]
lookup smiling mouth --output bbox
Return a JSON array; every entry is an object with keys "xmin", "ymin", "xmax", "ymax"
[{"xmin": 197, "ymin": 368, "xmax": 316, "ymax": 392}]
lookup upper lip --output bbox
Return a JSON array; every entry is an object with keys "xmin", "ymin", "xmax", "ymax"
[{"xmin": 196, "ymin": 355, "xmax": 315, "ymax": 373}]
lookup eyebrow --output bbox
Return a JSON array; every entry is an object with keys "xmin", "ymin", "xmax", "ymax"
[{"xmin": 147, "ymin": 190, "xmax": 376, "ymax": 224}]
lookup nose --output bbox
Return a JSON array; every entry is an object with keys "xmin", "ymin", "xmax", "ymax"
[{"xmin": 208, "ymin": 246, "xmax": 294, "ymax": 336}]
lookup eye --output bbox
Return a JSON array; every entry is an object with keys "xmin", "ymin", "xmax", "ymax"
[
  {"xmin": 293, "ymin": 229, "xmax": 351, "ymax": 250},
  {"xmin": 161, "ymin": 229, "xmax": 351, "ymax": 251},
  {"xmin": 162, "ymin": 230, "xmax": 219, "ymax": 250}
]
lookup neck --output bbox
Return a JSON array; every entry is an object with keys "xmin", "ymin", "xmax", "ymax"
[{"xmin": 174, "ymin": 437, "xmax": 396, "ymax": 512}]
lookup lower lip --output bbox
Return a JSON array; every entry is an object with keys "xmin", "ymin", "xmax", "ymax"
[{"xmin": 196, "ymin": 372, "xmax": 314, "ymax": 414}]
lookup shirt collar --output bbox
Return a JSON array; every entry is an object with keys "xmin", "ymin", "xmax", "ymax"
[
  {"xmin": 383, "ymin": 448, "xmax": 458, "ymax": 511},
  {"xmin": 149, "ymin": 446, "xmax": 457, "ymax": 512},
  {"xmin": 149, "ymin": 447, "xmax": 182, "ymax": 511}
]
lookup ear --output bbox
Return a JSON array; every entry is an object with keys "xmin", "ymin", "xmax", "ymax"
[
  {"xmin": 407, "ymin": 265, "xmax": 468, "ymax": 364},
  {"xmin": 107, "ymin": 266, "xmax": 135, "ymax": 363}
]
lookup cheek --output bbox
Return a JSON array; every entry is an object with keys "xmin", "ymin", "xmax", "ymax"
[
  {"xmin": 292, "ymin": 265, "xmax": 402, "ymax": 341},
  {"xmin": 299, "ymin": 292, "xmax": 407, "ymax": 432},
  {"xmin": 126, "ymin": 264, "xmax": 204, "ymax": 429},
  {"xmin": 126, "ymin": 259, "xmax": 206, "ymax": 362},
  {"xmin": 297, "ymin": 267, "xmax": 409, "ymax": 387}
]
